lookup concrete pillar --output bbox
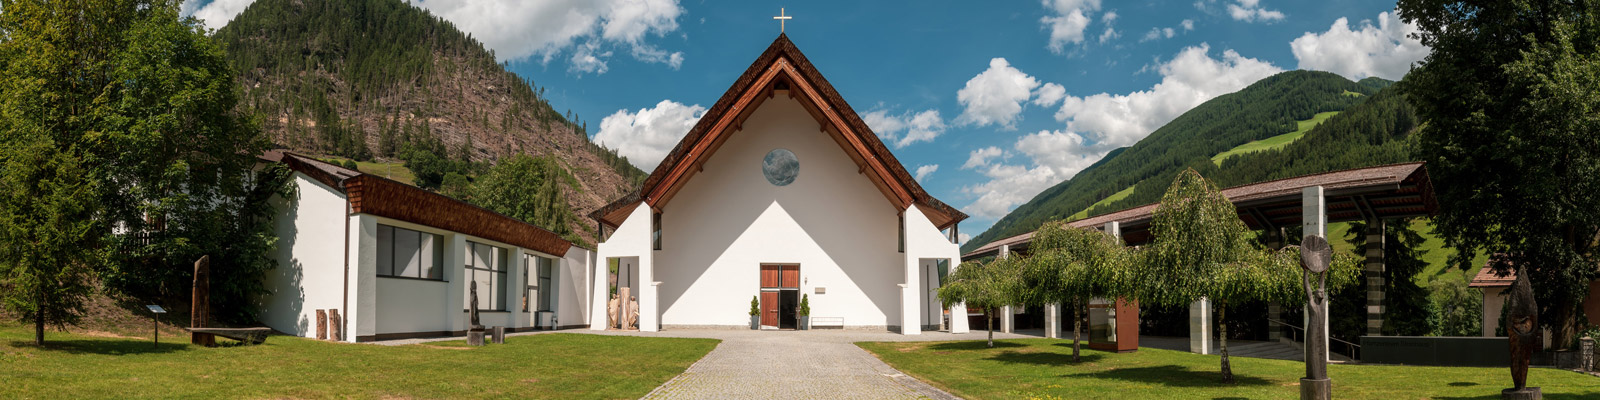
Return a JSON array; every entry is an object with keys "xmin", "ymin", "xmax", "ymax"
[
  {"xmin": 998, "ymin": 244, "xmax": 1013, "ymax": 334},
  {"xmin": 1303, "ymin": 186, "xmax": 1329, "ymax": 363},
  {"xmin": 1045, "ymin": 303, "xmax": 1061, "ymax": 339},
  {"xmin": 1365, "ymin": 219, "xmax": 1386, "ymax": 336},
  {"xmin": 1190, "ymin": 297, "xmax": 1211, "ymax": 355}
]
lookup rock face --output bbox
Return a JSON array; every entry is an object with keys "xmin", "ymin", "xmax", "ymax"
[{"xmin": 216, "ymin": 0, "xmax": 645, "ymax": 245}]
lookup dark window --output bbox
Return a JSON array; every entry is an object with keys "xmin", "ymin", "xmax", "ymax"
[
  {"xmin": 898, "ymin": 214, "xmax": 905, "ymax": 253},
  {"xmin": 538, "ymin": 257, "xmax": 554, "ymax": 312},
  {"xmin": 652, "ymin": 211, "xmax": 662, "ymax": 250},
  {"xmin": 524, "ymin": 255, "xmax": 556, "ymax": 312},
  {"xmin": 377, "ymin": 224, "xmax": 444, "ymax": 280},
  {"xmin": 464, "ymin": 242, "xmax": 508, "ymax": 311}
]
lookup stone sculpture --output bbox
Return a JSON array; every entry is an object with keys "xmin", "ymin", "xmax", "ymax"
[
  {"xmin": 627, "ymin": 296, "xmax": 640, "ymax": 330},
  {"xmin": 608, "ymin": 295, "xmax": 621, "ymax": 329},
  {"xmin": 1503, "ymin": 271, "xmax": 1541, "ymax": 400},
  {"xmin": 618, "ymin": 287, "xmax": 632, "ymax": 329},
  {"xmin": 1299, "ymin": 235, "xmax": 1332, "ymax": 400},
  {"xmin": 467, "ymin": 282, "xmax": 486, "ymax": 346}
]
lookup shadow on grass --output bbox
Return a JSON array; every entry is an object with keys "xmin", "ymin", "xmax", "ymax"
[
  {"xmin": 1448, "ymin": 382, "xmax": 1480, "ymax": 387},
  {"xmin": 987, "ymin": 350, "xmax": 1105, "ymax": 366},
  {"xmin": 1435, "ymin": 394, "xmax": 1600, "ymax": 400},
  {"xmin": 927, "ymin": 340, "xmax": 1026, "ymax": 351},
  {"xmin": 1063, "ymin": 365, "xmax": 1274, "ymax": 387},
  {"xmin": 9, "ymin": 338, "xmax": 189, "ymax": 355}
]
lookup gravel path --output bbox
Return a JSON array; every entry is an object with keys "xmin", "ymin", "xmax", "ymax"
[{"xmin": 371, "ymin": 327, "xmax": 1040, "ymax": 399}]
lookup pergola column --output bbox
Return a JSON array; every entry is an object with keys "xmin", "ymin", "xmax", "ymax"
[
  {"xmin": 1264, "ymin": 228, "xmax": 1285, "ymax": 342},
  {"xmin": 999, "ymin": 244, "xmax": 1014, "ymax": 334},
  {"xmin": 1365, "ymin": 219, "xmax": 1386, "ymax": 336},
  {"xmin": 1045, "ymin": 303, "xmax": 1061, "ymax": 339}
]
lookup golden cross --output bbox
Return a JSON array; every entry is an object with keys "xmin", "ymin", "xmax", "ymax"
[{"xmin": 773, "ymin": 8, "xmax": 793, "ymax": 33}]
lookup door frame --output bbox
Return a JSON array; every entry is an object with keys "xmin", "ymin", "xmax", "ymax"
[{"xmin": 759, "ymin": 264, "xmax": 800, "ymax": 329}]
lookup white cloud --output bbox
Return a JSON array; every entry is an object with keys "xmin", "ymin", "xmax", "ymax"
[
  {"xmin": 182, "ymin": 0, "xmax": 254, "ymax": 31},
  {"xmin": 1098, "ymin": 27, "xmax": 1121, "ymax": 44},
  {"xmin": 1181, "ymin": 19, "xmax": 1196, "ymax": 31},
  {"xmin": 1055, "ymin": 43, "xmax": 1283, "ymax": 148},
  {"xmin": 914, "ymin": 164, "xmax": 940, "ymax": 182},
  {"xmin": 1033, "ymin": 83, "xmax": 1067, "ymax": 107},
  {"xmin": 1040, "ymin": 0, "xmax": 1104, "ymax": 53},
  {"xmin": 1228, "ymin": 0, "xmax": 1285, "ymax": 22},
  {"xmin": 963, "ymin": 147, "xmax": 1004, "ymax": 169},
  {"xmin": 960, "ymin": 130, "xmax": 1111, "ymax": 219},
  {"xmin": 864, "ymin": 109, "xmax": 947, "ymax": 148},
  {"xmin": 1101, "ymin": 10, "xmax": 1118, "ymax": 23},
  {"xmin": 1290, "ymin": 10, "xmax": 1430, "ymax": 81},
  {"xmin": 180, "ymin": 0, "xmax": 687, "ymax": 74},
  {"xmin": 958, "ymin": 233, "xmax": 972, "ymax": 245},
  {"xmin": 956, "ymin": 58, "xmax": 1042, "ymax": 129},
  {"xmin": 594, "ymin": 100, "xmax": 705, "ymax": 171}
]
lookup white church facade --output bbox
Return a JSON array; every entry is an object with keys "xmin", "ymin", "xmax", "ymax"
[
  {"xmin": 588, "ymin": 35, "xmax": 970, "ymax": 335},
  {"xmin": 259, "ymin": 151, "xmax": 595, "ymax": 342}
]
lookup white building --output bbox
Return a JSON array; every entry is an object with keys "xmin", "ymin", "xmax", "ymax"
[
  {"xmin": 260, "ymin": 151, "xmax": 594, "ymax": 342},
  {"xmin": 587, "ymin": 35, "xmax": 969, "ymax": 334}
]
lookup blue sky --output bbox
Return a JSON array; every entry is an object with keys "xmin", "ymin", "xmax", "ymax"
[{"xmin": 184, "ymin": 0, "xmax": 1429, "ymax": 242}]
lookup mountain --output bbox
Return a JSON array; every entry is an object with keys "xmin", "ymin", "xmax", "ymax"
[
  {"xmin": 964, "ymin": 70, "xmax": 1417, "ymax": 252},
  {"xmin": 215, "ymin": 0, "xmax": 645, "ymax": 244}
]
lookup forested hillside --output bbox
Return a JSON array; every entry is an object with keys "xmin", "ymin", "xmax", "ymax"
[
  {"xmin": 964, "ymin": 71, "xmax": 1416, "ymax": 252},
  {"xmin": 215, "ymin": 0, "xmax": 645, "ymax": 244}
]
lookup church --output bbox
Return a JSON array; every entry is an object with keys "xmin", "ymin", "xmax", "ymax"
[{"xmin": 587, "ymin": 35, "xmax": 970, "ymax": 335}]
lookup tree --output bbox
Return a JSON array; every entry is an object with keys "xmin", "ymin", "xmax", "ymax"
[
  {"xmin": 1135, "ymin": 169, "xmax": 1358, "ymax": 383},
  {"xmin": 1, "ymin": 1, "xmax": 282, "ymax": 329},
  {"xmin": 0, "ymin": 140, "xmax": 103, "ymax": 345},
  {"xmin": 1398, "ymin": 0, "xmax": 1600, "ymax": 348},
  {"xmin": 939, "ymin": 258, "xmax": 1024, "ymax": 348},
  {"xmin": 1024, "ymin": 220, "xmax": 1133, "ymax": 362},
  {"xmin": 1345, "ymin": 219, "xmax": 1435, "ymax": 337},
  {"xmin": 471, "ymin": 154, "xmax": 578, "ymax": 242}
]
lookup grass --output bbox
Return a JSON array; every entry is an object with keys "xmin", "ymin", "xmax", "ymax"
[
  {"xmin": 1342, "ymin": 90, "xmax": 1365, "ymax": 97},
  {"xmin": 0, "ymin": 323, "xmax": 716, "ymax": 399},
  {"xmin": 352, "ymin": 159, "xmax": 417, "ymax": 185},
  {"xmin": 1212, "ymin": 111, "xmax": 1342, "ymax": 165},
  {"xmin": 860, "ymin": 339, "xmax": 1600, "ymax": 399},
  {"xmin": 1066, "ymin": 185, "xmax": 1135, "ymax": 221}
]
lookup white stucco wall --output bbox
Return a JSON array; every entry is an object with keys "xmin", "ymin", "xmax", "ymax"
[
  {"xmin": 262, "ymin": 173, "xmax": 350, "ymax": 338},
  {"xmin": 375, "ymin": 277, "xmax": 451, "ymax": 333},
  {"xmin": 559, "ymin": 246, "xmax": 594, "ymax": 328},
  {"xmin": 1483, "ymin": 288, "xmax": 1507, "ymax": 337},
  {"xmin": 644, "ymin": 96, "xmax": 937, "ymax": 330},
  {"xmin": 593, "ymin": 205, "xmax": 655, "ymax": 330}
]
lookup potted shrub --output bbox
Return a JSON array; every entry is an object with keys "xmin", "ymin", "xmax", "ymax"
[
  {"xmin": 798, "ymin": 294, "xmax": 811, "ymax": 330},
  {"xmin": 749, "ymin": 295, "xmax": 760, "ymax": 330}
]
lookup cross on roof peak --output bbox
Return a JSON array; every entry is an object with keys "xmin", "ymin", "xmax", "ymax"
[{"xmin": 773, "ymin": 8, "xmax": 793, "ymax": 34}]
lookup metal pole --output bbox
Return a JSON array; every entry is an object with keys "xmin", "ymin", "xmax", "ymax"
[{"xmin": 153, "ymin": 312, "xmax": 159, "ymax": 349}]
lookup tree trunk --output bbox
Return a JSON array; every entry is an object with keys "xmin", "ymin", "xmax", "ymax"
[
  {"xmin": 1072, "ymin": 302, "xmax": 1082, "ymax": 362},
  {"xmin": 986, "ymin": 308, "xmax": 995, "ymax": 348},
  {"xmin": 34, "ymin": 287, "xmax": 45, "ymax": 346},
  {"xmin": 1219, "ymin": 302, "xmax": 1234, "ymax": 384}
]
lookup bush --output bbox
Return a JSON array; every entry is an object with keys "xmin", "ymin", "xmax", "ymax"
[
  {"xmin": 799, "ymin": 294, "xmax": 810, "ymax": 316},
  {"xmin": 749, "ymin": 296, "xmax": 759, "ymax": 316}
]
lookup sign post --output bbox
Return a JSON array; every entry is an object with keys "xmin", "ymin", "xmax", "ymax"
[{"xmin": 146, "ymin": 305, "xmax": 167, "ymax": 349}]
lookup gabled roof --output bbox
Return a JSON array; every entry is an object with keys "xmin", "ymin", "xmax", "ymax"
[
  {"xmin": 964, "ymin": 162, "xmax": 1437, "ymax": 260},
  {"xmin": 1469, "ymin": 255, "xmax": 1515, "ymax": 288},
  {"xmin": 589, "ymin": 34, "xmax": 967, "ymax": 230},
  {"xmin": 262, "ymin": 150, "xmax": 580, "ymax": 256}
]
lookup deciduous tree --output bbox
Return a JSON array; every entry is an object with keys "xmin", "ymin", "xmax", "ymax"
[
  {"xmin": 939, "ymin": 258, "xmax": 1024, "ymax": 348},
  {"xmin": 1398, "ymin": 0, "xmax": 1600, "ymax": 348},
  {"xmin": 1024, "ymin": 221, "xmax": 1133, "ymax": 362}
]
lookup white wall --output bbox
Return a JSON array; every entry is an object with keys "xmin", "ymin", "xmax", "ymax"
[
  {"xmin": 594, "ymin": 205, "xmax": 655, "ymax": 330},
  {"xmin": 559, "ymin": 246, "xmax": 594, "ymax": 328},
  {"xmin": 1483, "ymin": 288, "xmax": 1507, "ymax": 337},
  {"xmin": 375, "ymin": 277, "xmax": 450, "ymax": 333},
  {"xmin": 262, "ymin": 173, "xmax": 350, "ymax": 338},
  {"xmin": 901, "ymin": 204, "xmax": 963, "ymax": 334},
  {"xmin": 650, "ymin": 96, "xmax": 907, "ymax": 329}
]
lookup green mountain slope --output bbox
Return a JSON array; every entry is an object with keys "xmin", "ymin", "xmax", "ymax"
[
  {"xmin": 964, "ymin": 71, "xmax": 1412, "ymax": 252},
  {"xmin": 215, "ymin": 0, "xmax": 645, "ymax": 244}
]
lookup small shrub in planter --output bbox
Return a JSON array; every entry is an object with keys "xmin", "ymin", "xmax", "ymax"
[
  {"xmin": 799, "ymin": 294, "xmax": 811, "ymax": 330},
  {"xmin": 749, "ymin": 295, "xmax": 760, "ymax": 330}
]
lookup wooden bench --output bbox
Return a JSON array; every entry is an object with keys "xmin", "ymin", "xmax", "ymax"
[
  {"xmin": 186, "ymin": 327, "xmax": 272, "ymax": 345},
  {"xmin": 810, "ymin": 317, "xmax": 844, "ymax": 329}
]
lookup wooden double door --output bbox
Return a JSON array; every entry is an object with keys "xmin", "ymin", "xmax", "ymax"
[{"xmin": 760, "ymin": 264, "xmax": 800, "ymax": 329}]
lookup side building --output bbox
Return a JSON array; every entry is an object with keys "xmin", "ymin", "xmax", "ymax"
[{"xmin": 260, "ymin": 151, "xmax": 595, "ymax": 342}]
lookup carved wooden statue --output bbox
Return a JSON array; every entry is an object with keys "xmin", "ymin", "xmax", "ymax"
[
  {"xmin": 1504, "ymin": 270, "xmax": 1541, "ymax": 399},
  {"xmin": 607, "ymin": 295, "xmax": 621, "ymax": 329},
  {"xmin": 191, "ymin": 256, "xmax": 215, "ymax": 346},
  {"xmin": 627, "ymin": 296, "xmax": 639, "ymax": 329},
  {"xmin": 1299, "ymin": 235, "xmax": 1332, "ymax": 400}
]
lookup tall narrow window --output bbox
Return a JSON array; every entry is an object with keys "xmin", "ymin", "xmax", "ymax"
[
  {"xmin": 538, "ymin": 257, "xmax": 555, "ymax": 312},
  {"xmin": 898, "ymin": 214, "xmax": 906, "ymax": 253},
  {"xmin": 376, "ymin": 224, "xmax": 444, "ymax": 281},
  {"xmin": 652, "ymin": 211, "xmax": 662, "ymax": 250},
  {"xmin": 525, "ymin": 255, "xmax": 555, "ymax": 312}
]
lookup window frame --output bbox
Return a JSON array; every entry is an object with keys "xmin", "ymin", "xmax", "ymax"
[
  {"xmin": 376, "ymin": 224, "xmax": 446, "ymax": 282},
  {"xmin": 464, "ymin": 241, "xmax": 510, "ymax": 312}
]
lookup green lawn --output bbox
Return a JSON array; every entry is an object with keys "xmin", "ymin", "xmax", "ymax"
[
  {"xmin": 1066, "ymin": 185, "xmax": 1136, "ymax": 221},
  {"xmin": 1213, "ymin": 111, "xmax": 1342, "ymax": 165},
  {"xmin": 860, "ymin": 339, "xmax": 1600, "ymax": 399},
  {"xmin": 0, "ymin": 324, "xmax": 716, "ymax": 399},
  {"xmin": 353, "ymin": 159, "xmax": 417, "ymax": 185}
]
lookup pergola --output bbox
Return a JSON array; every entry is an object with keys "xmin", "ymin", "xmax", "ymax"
[{"xmin": 961, "ymin": 162, "xmax": 1438, "ymax": 353}]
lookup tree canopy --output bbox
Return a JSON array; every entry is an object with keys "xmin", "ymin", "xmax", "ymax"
[
  {"xmin": 1022, "ymin": 220, "xmax": 1134, "ymax": 361},
  {"xmin": 1398, "ymin": 0, "xmax": 1600, "ymax": 347},
  {"xmin": 939, "ymin": 257, "xmax": 1024, "ymax": 348}
]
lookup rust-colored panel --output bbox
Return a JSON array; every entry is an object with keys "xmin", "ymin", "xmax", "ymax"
[
  {"xmin": 780, "ymin": 265, "xmax": 799, "ymax": 288},
  {"xmin": 760, "ymin": 265, "xmax": 780, "ymax": 288},
  {"xmin": 761, "ymin": 291, "xmax": 779, "ymax": 327}
]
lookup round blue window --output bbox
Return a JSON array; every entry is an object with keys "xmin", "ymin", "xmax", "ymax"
[{"xmin": 762, "ymin": 149, "xmax": 799, "ymax": 186}]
